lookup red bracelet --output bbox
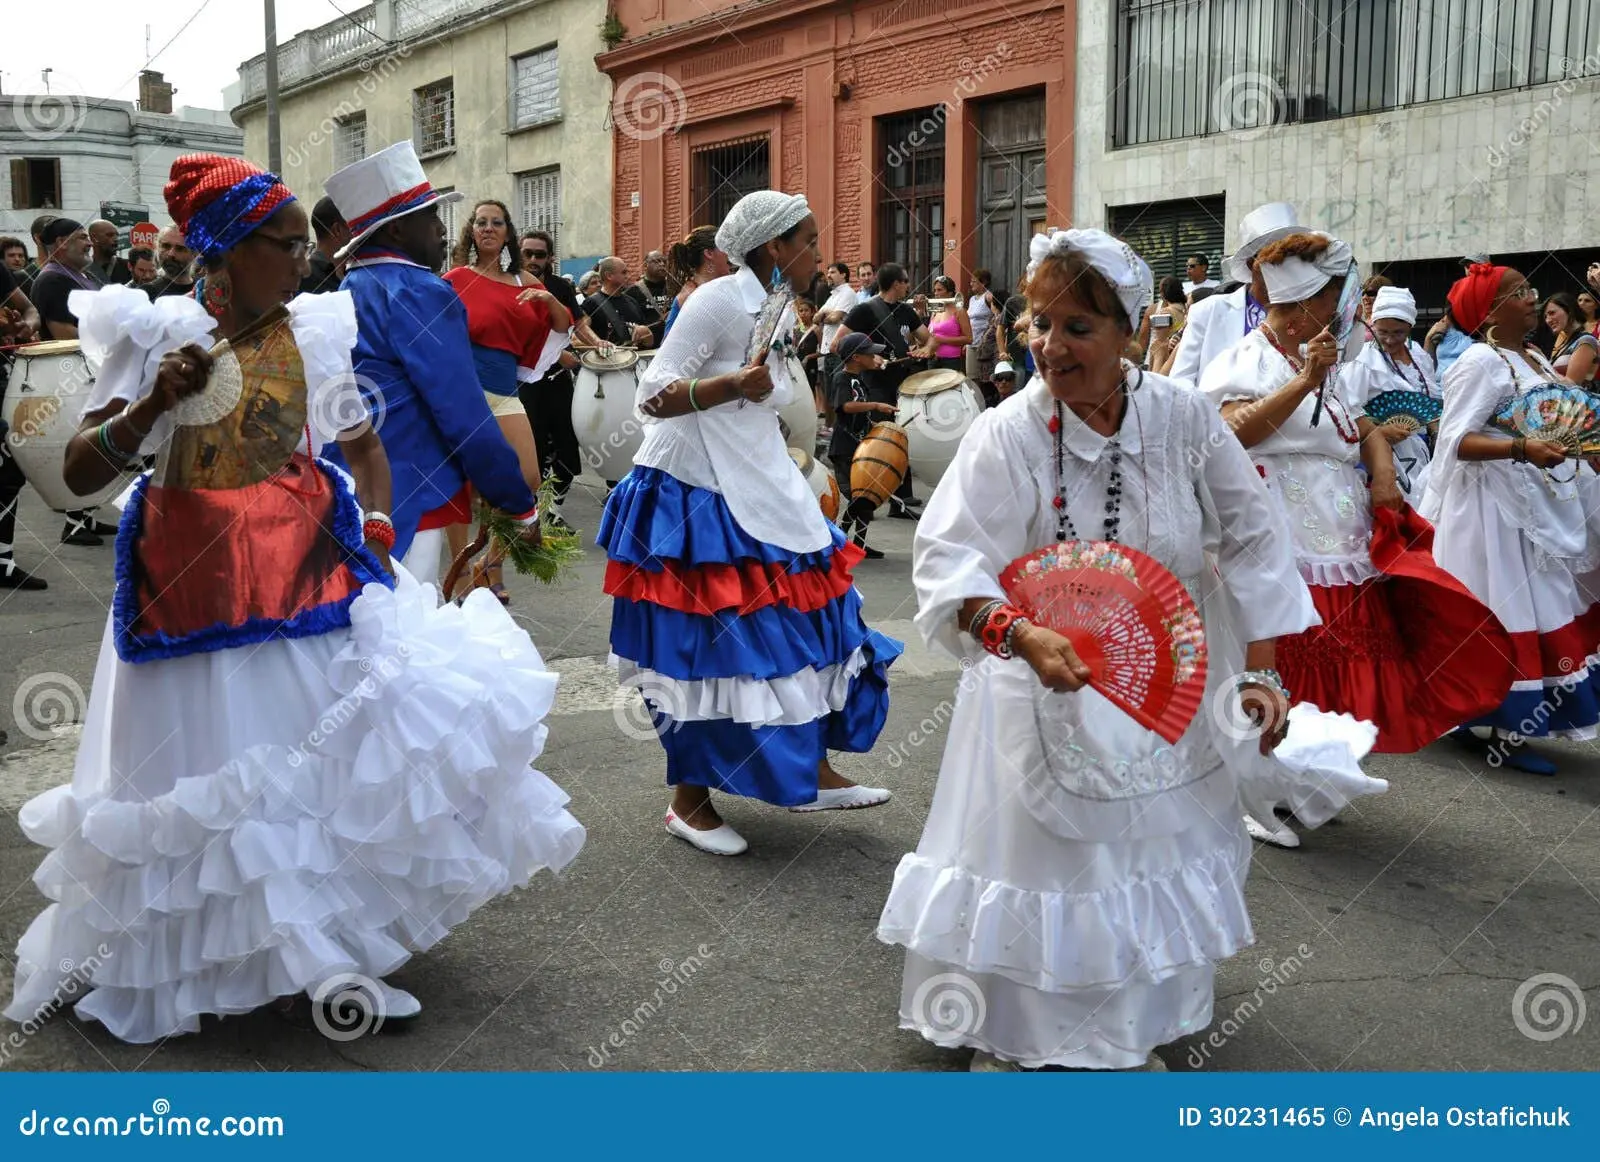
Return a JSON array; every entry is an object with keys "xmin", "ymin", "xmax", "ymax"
[
  {"xmin": 977, "ymin": 603, "xmax": 1026, "ymax": 658},
  {"xmin": 362, "ymin": 518, "xmax": 396, "ymax": 550}
]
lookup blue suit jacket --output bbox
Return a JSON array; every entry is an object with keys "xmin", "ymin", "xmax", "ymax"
[{"xmin": 330, "ymin": 256, "xmax": 537, "ymax": 558}]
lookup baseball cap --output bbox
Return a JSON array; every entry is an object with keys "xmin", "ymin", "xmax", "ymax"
[
  {"xmin": 1461, "ymin": 252, "xmax": 1491, "ymax": 266},
  {"xmin": 993, "ymin": 360, "xmax": 1016, "ymax": 378},
  {"xmin": 837, "ymin": 333, "xmax": 886, "ymax": 360}
]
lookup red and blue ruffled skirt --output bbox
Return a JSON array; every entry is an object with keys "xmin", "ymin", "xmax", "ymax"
[{"xmin": 599, "ymin": 466, "xmax": 903, "ymax": 806}]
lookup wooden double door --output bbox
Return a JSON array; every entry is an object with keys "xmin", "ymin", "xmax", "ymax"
[{"xmin": 975, "ymin": 93, "xmax": 1047, "ymax": 298}]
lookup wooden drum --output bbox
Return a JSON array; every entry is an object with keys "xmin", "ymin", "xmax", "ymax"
[{"xmin": 849, "ymin": 422, "xmax": 909, "ymax": 512}]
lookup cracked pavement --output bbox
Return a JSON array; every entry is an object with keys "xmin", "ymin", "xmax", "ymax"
[{"xmin": 1, "ymin": 481, "xmax": 1596, "ymax": 1071}]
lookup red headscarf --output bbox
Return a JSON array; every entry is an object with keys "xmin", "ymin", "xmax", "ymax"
[
  {"xmin": 1446, "ymin": 262, "xmax": 1510, "ymax": 335},
  {"xmin": 163, "ymin": 154, "xmax": 295, "ymax": 260}
]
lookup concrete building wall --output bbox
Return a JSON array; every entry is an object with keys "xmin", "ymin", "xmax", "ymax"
[
  {"xmin": 1072, "ymin": 0, "xmax": 1599, "ymax": 265},
  {"xmin": 235, "ymin": 0, "xmax": 613, "ymax": 272}
]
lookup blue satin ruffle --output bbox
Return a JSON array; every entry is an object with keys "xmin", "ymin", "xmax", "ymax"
[
  {"xmin": 471, "ymin": 343, "xmax": 519, "ymax": 397},
  {"xmin": 1473, "ymin": 676, "xmax": 1600, "ymax": 738}
]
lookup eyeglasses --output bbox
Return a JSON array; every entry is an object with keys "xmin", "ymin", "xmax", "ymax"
[
  {"xmin": 1503, "ymin": 285, "xmax": 1538, "ymax": 302},
  {"xmin": 523, "ymin": 249, "xmax": 549, "ymax": 259},
  {"xmin": 474, "ymin": 218, "xmax": 507, "ymax": 229},
  {"xmin": 252, "ymin": 234, "xmax": 312, "ymax": 260}
]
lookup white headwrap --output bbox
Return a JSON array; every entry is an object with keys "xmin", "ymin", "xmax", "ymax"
[
  {"xmin": 1258, "ymin": 232, "xmax": 1355, "ymax": 304},
  {"xmin": 1025, "ymin": 228, "xmax": 1152, "ymax": 332},
  {"xmin": 714, "ymin": 191, "xmax": 811, "ymax": 268},
  {"xmin": 1371, "ymin": 286, "xmax": 1417, "ymax": 325}
]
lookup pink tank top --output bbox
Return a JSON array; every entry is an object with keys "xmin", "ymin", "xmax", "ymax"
[{"xmin": 931, "ymin": 314, "xmax": 964, "ymax": 359}]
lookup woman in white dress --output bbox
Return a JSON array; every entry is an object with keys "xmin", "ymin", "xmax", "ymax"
[
  {"xmin": 1201, "ymin": 233, "xmax": 1511, "ymax": 817},
  {"xmin": 1420, "ymin": 263, "xmax": 1600, "ymax": 774},
  {"xmin": 877, "ymin": 228, "xmax": 1385, "ymax": 1071},
  {"xmin": 1355, "ymin": 286, "xmax": 1438, "ymax": 503},
  {"xmin": 5, "ymin": 155, "xmax": 584, "ymax": 1043}
]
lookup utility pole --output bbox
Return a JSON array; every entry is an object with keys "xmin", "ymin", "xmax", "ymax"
[{"xmin": 264, "ymin": 0, "xmax": 282, "ymax": 173}]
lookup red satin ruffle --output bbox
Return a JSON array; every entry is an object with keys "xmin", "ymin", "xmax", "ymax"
[
  {"xmin": 604, "ymin": 541, "xmax": 864, "ymax": 616},
  {"xmin": 1279, "ymin": 505, "xmax": 1514, "ymax": 753},
  {"xmin": 419, "ymin": 484, "xmax": 472, "ymax": 531}
]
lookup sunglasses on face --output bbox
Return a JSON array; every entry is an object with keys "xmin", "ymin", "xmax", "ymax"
[{"xmin": 523, "ymin": 249, "xmax": 549, "ymax": 259}]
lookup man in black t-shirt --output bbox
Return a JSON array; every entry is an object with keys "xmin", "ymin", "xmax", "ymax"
[
  {"xmin": 0, "ymin": 264, "xmax": 47, "ymax": 589},
  {"xmin": 832, "ymin": 262, "xmax": 932, "ymax": 515},
  {"xmin": 300, "ymin": 196, "xmax": 349, "ymax": 296},
  {"xmin": 29, "ymin": 219, "xmax": 96, "ymax": 341},
  {"xmin": 144, "ymin": 225, "xmax": 198, "ymax": 301},
  {"xmin": 86, "ymin": 220, "xmax": 130, "ymax": 287},
  {"xmin": 828, "ymin": 333, "xmax": 896, "ymax": 559},
  {"xmin": 581, "ymin": 256, "xmax": 661, "ymax": 347},
  {"xmin": 633, "ymin": 250, "xmax": 675, "ymax": 322}
]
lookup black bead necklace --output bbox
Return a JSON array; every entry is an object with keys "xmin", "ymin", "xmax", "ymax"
[{"xmin": 1052, "ymin": 370, "xmax": 1129, "ymax": 543}]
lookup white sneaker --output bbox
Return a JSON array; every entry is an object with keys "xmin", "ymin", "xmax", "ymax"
[
  {"xmin": 665, "ymin": 809, "xmax": 748, "ymax": 855},
  {"xmin": 789, "ymin": 784, "xmax": 892, "ymax": 812},
  {"xmin": 1244, "ymin": 813, "xmax": 1300, "ymax": 848}
]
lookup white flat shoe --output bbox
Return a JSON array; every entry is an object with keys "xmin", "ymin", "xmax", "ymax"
[
  {"xmin": 665, "ymin": 809, "xmax": 748, "ymax": 855},
  {"xmin": 969, "ymin": 1050, "xmax": 1020, "ymax": 1072},
  {"xmin": 790, "ymin": 784, "xmax": 892, "ymax": 812},
  {"xmin": 1244, "ymin": 813, "xmax": 1300, "ymax": 848},
  {"xmin": 308, "ymin": 976, "xmax": 420, "ymax": 1033}
]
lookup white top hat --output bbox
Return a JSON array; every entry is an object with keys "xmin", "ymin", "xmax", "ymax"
[
  {"xmin": 325, "ymin": 141, "xmax": 463, "ymax": 261},
  {"xmin": 1222, "ymin": 202, "xmax": 1303, "ymax": 284}
]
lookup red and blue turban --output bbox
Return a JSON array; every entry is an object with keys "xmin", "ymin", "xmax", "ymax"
[{"xmin": 164, "ymin": 154, "xmax": 295, "ymax": 260}]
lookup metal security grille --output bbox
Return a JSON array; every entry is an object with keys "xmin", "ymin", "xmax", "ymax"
[
  {"xmin": 1108, "ymin": 195, "xmax": 1228, "ymax": 286},
  {"xmin": 414, "ymin": 78, "xmax": 455, "ymax": 155},
  {"xmin": 877, "ymin": 108, "xmax": 946, "ymax": 291},
  {"xmin": 517, "ymin": 167, "xmax": 562, "ymax": 260},
  {"xmin": 512, "ymin": 46, "xmax": 561, "ymax": 129},
  {"xmin": 690, "ymin": 137, "xmax": 770, "ymax": 229},
  {"xmin": 435, "ymin": 186, "xmax": 458, "ymax": 243},
  {"xmin": 333, "ymin": 114, "xmax": 366, "ymax": 169},
  {"xmin": 1112, "ymin": 0, "xmax": 1600, "ymax": 146}
]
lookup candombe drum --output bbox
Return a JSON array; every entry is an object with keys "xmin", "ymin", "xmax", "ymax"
[
  {"xmin": 2, "ymin": 340, "xmax": 138, "ymax": 511},
  {"xmin": 572, "ymin": 348, "xmax": 654, "ymax": 480},
  {"xmin": 788, "ymin": 447, "xmax": 841, "ymax": 524},
  {"xmin": 897, "ymin": 368, "xmax": 984, "ymax": 488},
  {"xmin": 849, "ymin": 422, "xmax": 909, "ymax": 512},
  {"xmin": 776, "ymin": 354, "xmax": 818, "ymax": 455}
]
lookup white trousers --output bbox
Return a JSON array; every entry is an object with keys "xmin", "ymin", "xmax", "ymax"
[{"xmin": 403, "ymin": 528, "xmax": 444, "ymax": 587}]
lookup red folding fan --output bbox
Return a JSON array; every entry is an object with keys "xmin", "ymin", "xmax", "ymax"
[{"xmin": 1000, "ymin": 541, "xmax": 1207, "ymax": 744}]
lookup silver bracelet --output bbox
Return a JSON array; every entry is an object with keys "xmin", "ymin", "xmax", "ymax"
[
  {"xmin": 966, "ymin": 598, "xmax": 1006, "ymax": 640},
  {"xmin": 1236, "ymin": 668, "xmax": 1290, "ymax": 701},
  {"xmin": 1000, "ymin": 616, "xmax": 1031, "ymax": 661}
]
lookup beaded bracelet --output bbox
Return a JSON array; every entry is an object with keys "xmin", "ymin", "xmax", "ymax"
[
  {"xmin": 362, "ymin": 518, "xmax": 396, "ymax": 551},
  {"xmin": 977, "ymin": 603, "xmax": 1028, "ymax": 660},
  {"xmin": 1236, "ymin": 668, "xmax": 1290, "ymax": 702},
  {"xmin": 966, "ymin": 598, "xmax": 1006, "ymax": 640}
]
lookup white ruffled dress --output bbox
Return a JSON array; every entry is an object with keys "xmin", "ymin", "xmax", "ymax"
[
  {"xmin": 877, "ymin": 372, "xmax": 1385, "ymax": 1069},
  {"xmin": 5, "ymin": 286, "xmax": 586, "ymax": 1044}
]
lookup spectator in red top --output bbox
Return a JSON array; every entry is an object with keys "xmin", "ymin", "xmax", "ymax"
[{"xmin": 443, "ymin": 198, "xmax": 572, "ymax": 603}]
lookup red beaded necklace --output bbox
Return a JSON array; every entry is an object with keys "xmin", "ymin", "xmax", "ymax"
[{"xmin": 1259, "ymin": 325, "xmax": 1360, "ymax": 445}]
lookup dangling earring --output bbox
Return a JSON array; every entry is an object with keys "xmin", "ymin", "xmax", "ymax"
[{"xmin": 203, "ymin": 271, "xmax": 231, "ymax": 319}]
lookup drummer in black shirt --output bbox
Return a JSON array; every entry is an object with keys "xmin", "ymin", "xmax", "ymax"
[
  {"xmin": 831, "ymin": 262, "xmax": 932, "ymax": 517},
  {"xmin": 828, "ymin": 334, "xmax": 897, "ymax": 560},
  {"xmin": 0, "ymin": 264, "xmax": 47, "ymax": 589},
  {"xmin": 580, "ymin": 256, "xmax": 663, "ymax": 348}
]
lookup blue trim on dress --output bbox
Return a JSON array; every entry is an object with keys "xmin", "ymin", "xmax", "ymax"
[
  {"xmin": 471, "ymin": 343, "xmax": 519, "ymax": 397},
  {"xmin": 1471, "ymin": 672, "xmax": 1600, "ymax": 737},
  {"xmin": 112, "ymin": 460, "xmax": 393, "ymax": 665}
]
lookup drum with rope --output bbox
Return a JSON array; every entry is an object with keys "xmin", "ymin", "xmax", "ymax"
[
  {"xmin": 849, "ymin": 422, "xmax": 909, "ymax": 512},
  {"xmin": 2, "ymin": 340, "xmax": 141, "ymax": 511},
  {"xmin": 572, "ymin": 347, "xmax": 653, "ymax": 481},
  {"xmin": 896, "ymin": 367, "xmax": 984, "ymax": 488}
]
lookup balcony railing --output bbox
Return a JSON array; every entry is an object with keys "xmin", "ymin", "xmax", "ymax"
[
  {"xmin": 1112, "ymin": 0, "xmax": 1600, "ymax": 147},
  {"xmin": 236, "ymin": 0, "xmax": 504, "ymax": 104}
]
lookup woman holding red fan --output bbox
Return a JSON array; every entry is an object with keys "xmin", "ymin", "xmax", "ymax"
[
  {"xmin": 1419, "ymin": 264, "xmax": 1600, "ymax": 774},
  {"xmin": 878, "ymin": 228, "xmax": 1386, "ymax": 1072},
  {"xmin": 1203, "ymin": 233, "xmax": 1512, "ymax": 804}
]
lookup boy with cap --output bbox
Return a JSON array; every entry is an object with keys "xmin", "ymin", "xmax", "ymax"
[{"xmin": 829, "ymin": 332, "xmax": 897, "ymax": 559}]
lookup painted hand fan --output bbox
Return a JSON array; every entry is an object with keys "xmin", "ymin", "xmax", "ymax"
[
  {"xmin": 1331, "ymin": 264, "xmax": 1362, "ymax": 346},
  {"xmin": 1491, "ymin": 385, "xmax": 1600, "ymax": 453},
  {"xmin": 1000, "ymin": 541, "xmax": 1207, "ymax": 744},
  {"xmin": 746, "ymin": 288, "xmax": 795, "ymax": 366},
  {"xmin": 1364, "ymin": 389, "xmax": 1442, "ymax": 433}
]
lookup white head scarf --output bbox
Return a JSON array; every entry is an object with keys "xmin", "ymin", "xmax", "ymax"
[
  {"xmin": 1025, "ymin": 228, "xmax": 1152, "ymax": 332},
  {"xmin": 1258, "ymin": 232, "xmax": 1355, "ymax": 304},
  {"xmin": 1371, "ymin": 286, "xmax": 1417, "ymax": 325},
  {"xmin": 715, "ymin": 192, "xmax": 811, "ymax": 268}
]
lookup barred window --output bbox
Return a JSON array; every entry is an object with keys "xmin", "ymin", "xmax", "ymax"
[
  {"xmin": 333, "ymin": 113, "xmax": 367, "ymax": 169},
  {"xmin": 414, "ymin": 78, "xmax": 455, "ymax": 155},
  {"xmin": 517, "ymin": 167, "xmax": 562, "ymax": 261},
  {"xmin": 435, "ymin": 186, "xmax": 458, "ymax": 242},
  {"xmin": 512, "ymin": 46, "xmax": 561, "ymax": 129}
]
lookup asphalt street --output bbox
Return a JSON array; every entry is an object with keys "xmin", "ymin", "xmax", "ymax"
[{"xmin": 0, "ymin": 478, "xmax": 1596, "ymax": 1072}]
